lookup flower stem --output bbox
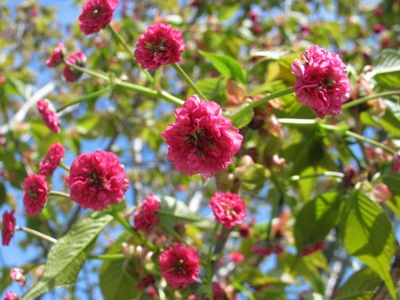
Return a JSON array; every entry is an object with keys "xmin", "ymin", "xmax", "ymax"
[
  {"xmin": 111, "ymin": 212, "xmax": 156, "ymax": 251},
  {"xmin": 230, "ymin": 87, "xmax": 294, "ymax": 124},
  {"xmin": 88, "ymin": 254, "xmax": 125, "ymax": 261},
  {"xmin": 63, "ymin": 61, "xmax": 109, "ymax": 81},
  {"xmin": 16, "ymin": 226, "xmax": 57, "ymax": 244},
  {"xmin": 48, "ymin": 190, "xmax": 71, "ymax": 199},
  {"xmin": 344, "ymin": 129, "xmax": 396, "ymax": 155},
  {"xmin": 342, "ymin": 90, "xmax": 400, "ymax": 110},
  {"xmin": 206, "ymin": 223, "xmax": 220, "ymax": 298},
  {"xmin": 56, "ymin": 87, "xmax": 112, "ymax": 113},
  {"xmin": 107, "ymin": 25, "xmax": 155, "ymax": 84},
  {"xmin": 172, "ymin": 63, "xmax": 209, "ymax": 101},
  {"xmin": 290, "ymin": 171, "xmax": 344, "ymax": 181},
  {"xmin": 59, "ymin": 161, "xmax": 70, "ymax": 172}
]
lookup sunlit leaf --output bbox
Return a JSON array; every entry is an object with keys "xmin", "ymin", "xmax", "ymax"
[
  {"xmin": 335, "ymin": 268, "xmax": 381, "ymax": 300},
  {"xmin": 372, "ymin": 49, "xmax": 400, "ymax": 88}
]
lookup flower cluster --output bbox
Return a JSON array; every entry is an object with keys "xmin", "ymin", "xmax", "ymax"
[
  {"xmin": 23, "ymin": 174, "xmax": 49, "ymax": 216},
  {"xmin": 134, "ymin": 23, "xmax": 185, "ymax": 69},
  {"xmin": 39, "ymin": 142, "xmax": 65, "ymax": 177},
  {"xmin": 134, "ymin": 194, "xmax": 160, "ymax": 232},
  {"xmin": 161, "ymin": 95, "xmax": 243, "ymax": 178},
  {"xmin": 209, "ymin": 192, "xmax": 247, "ymax": 229},
  {"xmin": 291, "ymin": 45, "xmax": 350, "ymax": 118},
  {"xmin": 65, "ymin": 150, "xmax": 130, "ymax": 210},
  {"xmin": 37, "ymin": 99, "xmax": 60, "ymax": 133},
  {"xmin": 78, "ymin": 0, "xmax": 119, "ymax": 35},
  {"xmin": 159, "ymin": 243, "xmax": 200, "ymax": 288},
  {"xmin": 2, "ymin": 210, "xmax": 16, "ymax": 246}
]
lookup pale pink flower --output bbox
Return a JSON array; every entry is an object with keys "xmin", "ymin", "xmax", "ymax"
[
  {"xmin": 10, "ymin": 268, "xmax": 26, "ymax": 286},
  {"xmin": 39, "ymin": 142, "xmax": 65, "ymax": 177},
  {"xmin": 1, "ymin": 210, "xmax": 16, "ymax": 246},
  {"xmin": 78, "ymin": 0, "xmax": 119, "ymax": 35},
  {"xmin": 161, "ymin": 95, "xmax": 243, "ymax": 178},
  {"xmin": 291, "ymin": 45, "xmax": 350, "ymax": 118},
  {"xmin": 37, "ymin": 99, "xmax": 60, "ymax": 133},
  {"xmin": 23, "ymin": 174, "xmax": 49, "ymax": 216},
  {"xmin": 229, "ymin": 251, "xmax": 244, "ymax": 263},
  {"xmin": 45, "ymin": 42, "xmax": 66, "ymax": 67},
  {"xmin": 134, "ymin": 23, "xmax": 185, "ymax": 69},
  {"xmin": 63, "ymin": 51, "xmax": 87, "ymax": 82},
  {"xmin": 65, "ymin": 150, "xmax": 130, "ymax": 210},
  {"xmin": 159, "ymin": 243, "xmax": 200, "ymax": 288},
  {"xmin": 371, "ymin": 183, "xmax": 392, "ymax": 203},
  {"xmin": 134, "ymin": 194, "xmax": 160, "ymax": 232},
  {"xmin": 209, "ymin": 192, "xmax": 246, "ymax": 229}
]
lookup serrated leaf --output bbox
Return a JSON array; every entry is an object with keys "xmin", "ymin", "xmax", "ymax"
[
  {"xmin": 335, "ymin": 268, "xmax": 381, "ymax": 300},
  {"xmin": 199, "ymin": 50, "xmax": 246, "ymax": 84},
  {"xmin": 158, "ymin": 196, "xmax": 203, "ymax": 222},
  {"xmin": 340, "ymin": 191, "xmax": 395, "ymax": 299},
  {"xmin": 372, "ymin": 49, "xmax": 400, "ymax": 88},
  {"xmin": 294, "ymin": 191, "xmax": 339, "ymax": 251},
  {"xmin": 21, "ymin": 214, "xmax": 113, "ymax": 300}
]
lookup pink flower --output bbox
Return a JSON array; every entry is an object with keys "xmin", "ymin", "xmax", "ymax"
[
  {"xmin": 39, "ymin": 142, "xmax": 65, "ymax": 177},
  {"xmin": 65, "ymin": 150, "xmax": 130, "ymax": 210},
  {"xmin": 209, "ymin": 192, "xmax": 246, "ymax": 229},
  {"xmin": 134, "ymin": 23, "xmax": 185, "ymax": 69},
  {"xmin": 3, "ymin": 292, "xmax": 20, "ymax": 300},
  {"xmin": 137, "ymin": 274, "xmax": 156, "ymax": 289},
  {"xmin": 134, "ymin": 194, "xmax": 160, "ymax": 232},
  {"xmin": 229, "ymin": 251, "xmax": 244, "ymax": 263},
  {"xmin": 371, "ymin": 183, "xmax": 392, "ymax": 203},
  {"xmin": 10, "ymin": 268, "xmax": 26, "ymax": 286},
  {"xmin": 251, "ymin": 241, "xmax": 284, "ymax": 257},
  {"xmin": 37, "ymin": 99, "xmax": 60, "ymax": 133},
  {"xmin": 238, "ymin": 224, "xmax": 250, "ymax": 238},
  {"xmin": 161, "ymin": 95, "xmax": 243, "ymax": 178},
  {"xmin": 291, "ymin": 45, "xmax": 350, "ymax": 118},
  {"xmin": 300, "ymin": 241, "xmax": 324, "ymax": 257},
  {"xmin": 78, "ymin": 0, "xmax": 119, "ymax": 35},
  {"xmin": 159, "ymin": 243, "xmax": 200, "ymax": 288},
  {"xmin": 45, "ymin": 43, "xmax": 66, "ymax": 67},
  {"xmin": 392, "ymin": 152, "xmax": 400, "ymax": 172},
  {"xmin": 23, "ymin": 174, "xmax": 49, "ymax": 216},
  {"xmin": 2, "ymin": 210, "xmax": 16, "ymax": 246},
  {"xmin": 63, "ymin": 51, "xmax": 87, "ymax": 82}
]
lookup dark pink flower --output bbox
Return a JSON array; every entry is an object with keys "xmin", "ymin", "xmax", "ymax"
[
  {"xmin": 39, "ymin": 142, "xmax": 65, "ymax": 177},
  {"xmin": 251, "ymin": 241, "xmax": 284, "ymax": 257},
  {"xmin": 209, "ymin": 192, "xmax": 246, "ymax": 229},
  {"xmin": 63, "ymin": 51, "xmax": 87, "ymax": 82},
  {"xmin": 37, "ymin": 99, "xmax": 60, "ymax": 133},
  {"xmin": 23, "ymin": 174, "xmax": 49, "ymax": 216},
  {"xmin": 161, "ymin": 95, "xmax": 243, "ymax": 178},
  {"xmin": 134, "ymin": 23, "xmax": 185, "ymax": 69},
  {"xmin": 212, "ymin": 282, "xmax": 228, "ymax": 300},
  {"xmin": 137, "ymin": 274, "xmax": 156, "ymax": 289},
  {"xmin": 300, "ymin": 241, "xmax": 324, "ymax": 257},
  {"xmin": 3, "ymin": 292, "xmax": 20, "ymax": 300},
  {"xmin": 229, "ymin": 251, "xmax": 244, "ymax": 263},
  {"xmin": 2, "ymin": 210, "xmax": 16, "ymax": 246},
  {"xmin": 392, "ymin": 152, "xmax": 400, "ymax": 172},
  {"xmin": 159, "ymin": 243, "xmax": 200, "ymax": 288},
  {"xmin": 291, "ymin": 45, "xmax": 350, "ymax": 118},
  {"xmin": 134, "ymin": 194, "xmax": 160, "ymax": 232},
  {"xmin": 10, "ymin": 268, "xmax": 26, "ymax": 286},
  {"xmin": 78, "ymin": 0, "xmax": 119, "ymax": 35},
  {"xmin": 65, "ymin": 150, "xmax": 130, "ymax": 210},
  {"xmin": 238, "ymin": 224, "xmax": 250, "ymax": 238},
  {"xmin": 45, "ymin": 43, "xmax": 66, "ymax": 67}
]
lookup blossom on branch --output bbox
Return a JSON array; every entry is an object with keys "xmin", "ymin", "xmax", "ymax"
[
  {"xmin": 3, "ymin": 292, "xmax": 20, "ymax": 300},
  {"xmin": 161, "ymin": 95, "xmax": 243, "ymax": 178},
  {"xmin": 37, "ymin": 99, "xmax": 60, "ymax": 133},
  {"xmin": 23, "ymin": 174, "xmax": 49, "ymax": 216},
  {"xmin": 10, "ymin": 268, "xmax": 26, "ymax": 286},
  {"xmin": 1, "ymin": 210, "xmax": 16, "ymax": 246},
  {"xmin": 209, "ymin": 192, "xmax": 246, "ymax": 229},
  {"xmin": 63, "ymin": 51, "xmax": 87, "ymax": 82},
  {"xmin": 134, "ymin": 23, "xmax": 185, "ymax": 69},
  {"xmin": 45, "ymin": 42, "xmax": 66, "ymax": 67},
  {"xmin": 134, "ymin": 194, "xmax": 160, "ymax": 232},
  {"xmin": 78, "ymin": 0, "xmax": 119, "ymax": 35},
  {"xmin": 65, "ymin": 150, "xmax": 130, "ymax": 211},
  {"xmin": 159, "ymin": 243, "xmax": 200, "ymax": 288},
  {"xmin": 291, "ymin": 45, "xmax": 350, "ymax": 118},
  {"xmin": 39, "ymin": 142, "xmax": 65, "ymax": 177}
]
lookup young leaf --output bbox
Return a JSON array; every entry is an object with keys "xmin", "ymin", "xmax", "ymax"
[
  {"xmin": 158, "ymin": 196, "xmax": 203, "ymax": 222},
  {"xmin": 335, "ymin": 268, "xmax": 381, "ymax": 300},
  {"xmin": 372, "ymin": 49, "xmax": 400, "ymax": 88}
]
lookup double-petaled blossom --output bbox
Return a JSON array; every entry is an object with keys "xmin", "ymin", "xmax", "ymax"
[
  {"xmin": 65, "ymin": 150, "xmax": 130, "ymax": 210},
  {"xmin": 10, "ymin": 268, "xmax": 26, "ymax": 286},
  {"xmin": 39, "ymin": 142, "xmax": 65, "ymax": 177},
  {"xmin": 134, "ymin": 23, "xmax": 185, "ymax": 69},
  {"xmin": 161, "ymin": 95, "xmax": 243, "ymax": 178},
  {"xmin": 23, "ymin": 174, "xmax": 49, "ymax": 216},
  {"xmin": 78, "ymin": 0, "xmax": 119, "ymax": 35},
  {"xmin": 134, "ymin": 194, "xmax": 160, "ymax": 232},
  {"xmin": 159, "ymin": 243, "xmax": 200, "ymax": 288},
  {"xmin": 63, "ymin": 51, "xmax": 87, "ymax": 82},
  {"xmin": 1, "ymin": 210, "xmax": 16, "ymax": 246},
  {"xmin": 209, "ymin": 192, "xmax": 246, "ymax": 229},
  {"xmin": 37, "ymin": 99, "xmax": 60, "ymax": 133},
  {"xmin": 45, "ymin": 43, "xmax": 66, "ymax": 67},
  {"xmin": 291, "ymin": 45, "xmax": 350, "ymax": 118}
]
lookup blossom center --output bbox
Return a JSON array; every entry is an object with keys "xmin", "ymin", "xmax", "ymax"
[
  {"xmin": 170, "ymin": 258, "xmax": 186, "ymax": 272},
  {"xmin": 86, "ymin": 172, "xmax": 106, "ymax": 187},
  {"xmin": 92, "ymin": 8, "xmax": 100, "ymax": 17},
  {"xmin": 318, "ymin": 78, "xmax": 336, "ymax": 90},
  {"xmin": 184, "ymin": 129, "xmax": 216, "ymax": 159},
  {"xmin": 221, "ymin": 202, "xmax": 237, "ymax": 217},
  {"xmin": 145, "ymin": 38, "xmax": 167, "ymax": 57}
]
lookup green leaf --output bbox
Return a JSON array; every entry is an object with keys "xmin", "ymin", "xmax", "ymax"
[
  {"xmin": 76, "ymin": 112, "xmax": 101, "ymax": 137},
  {"xmin": 21, "ymin": 214, "xmax": 113, "ymax": 300},
  {"xmin": 294, "ymin": 191, "xmax": 339, "ymax": 252},
  {"xmin": 158, "ymin": 196, "xmax": 203, "ymax": 222},
  {"xmin": 372, "ymin": 49, "xmax": 400, "ymax": 88},
  {"xmin": 382, "ymin": 173, "xmax": 400, "ymax": 195},
  {"xmin": 335, "ymin": 268, "xmax": 381, "ymax": 300},
  {"xmin": 188, "ymin": 77, "xmax": 225, "ymax": 102},
  {"xmin": 238, "ymin": 163, "xmax": 270, "ymax": 192},
  {"xmin": 340, "ymin": 191, "xmax": 396, "ymax": 299},
  {"xmin": 199, "ymin": 50, "xmax": 246, "ymax": 84},
  {"xmin": 231, "ymin": 105, "xmax": 254, "ymax": 128}
]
